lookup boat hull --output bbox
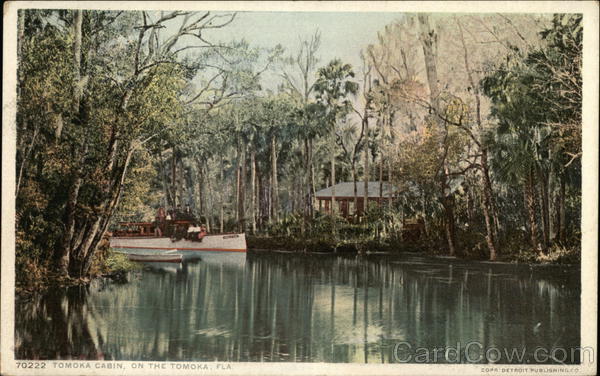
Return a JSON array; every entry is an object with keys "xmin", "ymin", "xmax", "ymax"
[
  {"xmin": 127, "ymin": 254, "xmax": 183, "ymax": 263},
  {"xmin": 109, "ymin": 233, "xmax": 247, "ymax": 264}
]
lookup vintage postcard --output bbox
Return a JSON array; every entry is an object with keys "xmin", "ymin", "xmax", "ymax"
[{"xmin": 2, "ymin": 1, "xmax": 598, "ymax": 375}]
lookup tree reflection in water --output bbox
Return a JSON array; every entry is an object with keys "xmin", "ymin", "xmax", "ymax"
[
  {"xmin": 16, "ymin": 286, "xmax": 104, "ymax": 360},
  {"xmin": 15, "ymin": 253, "xmax": 580, "ymax": 363}
]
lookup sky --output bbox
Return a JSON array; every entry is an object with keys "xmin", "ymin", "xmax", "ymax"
[
  {"xmin": 208, "ymin": 11, "xmax": 402, "ymax": 68},
  {"xmin": 175, "ymin": 11, "xmax": 404, "ymax": 91}
]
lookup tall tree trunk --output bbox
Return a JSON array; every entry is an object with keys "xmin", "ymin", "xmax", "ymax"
[
  {"xmin": 219, "ymin": 156, "xmax": 224, "ymax": 233},
  {"xmin": 387, "ymin": 159, "xmax": 393, "ymax": 208},
  {"xmin": 18, "ymin": 9, "xmax": 25, "ymax": 67},
  {"xmin": 79, "ymin": 148, "xmax": 135, "ymax": 276},
  {"xmin": 204, "ymin": 162, "xmax": 213, "ymax": 233},
  {"xmin": 235, "ymin": 143, "xmax": 244, "ymax": 231},
  {"xmin": 421, "ymin": 189, "xmax": 429, "ymax": 237},
  {"xmin": 15, "ymin": 10, "xmax": 29, "ymax": 197},
  {"xmin": 235, "ymin": 146, "xmax": 241, "ymax": 230},
  {"xmin": 72, "ymin": 9, "xmax": 83, "ymax": 113},
  {"xmin": 418, "ymin": 14, "xmax": 440, "ymax": 110},
  {"xmin": 492, "ymin": 198, "xmax": 501, "ymax": 242},
  {"xmin": 457, "ymin": 18, "xmax": 499, "ymax": 259},
  {"xmin": 307, "ymin": 138, "xmax": 314, "ymax": 219},
  {"xmin": 191, "ymin": 164, "xmax": 198, "ymax": 214},
  {"xmin": 68, "ymin": 143, "xmax": 134, "ymax": 277},
  {"xmin": 330, "ymin": 131, "xmax": 337, "ymax": 238},
  {"xmin": 310, "ymin": 139, "xmax": 317, "ymax": 212},
  {"xmin": 441, "ymin": 169, "xmax": 457, "ymax": 257},
  {"xmin": 56, "ymin": 9, "xmax": 85, "ymax": 276},
  {"xmin": 184, "ymin": 161, "xmax": 193, "ymax": 211},
  {"xmin": 556, "ymin": 172, "xmax": 566, "ymax": 243},
  {"xmin": 524, "ymin": 170, "xmax": 540, "ymax": 253},
  {"xmin": 197, "ymin": 159, "xmax": 204, "ymax": 219},
  {"xmin": 251, "ymin": 149, "xmax": 257, "ymax": 234},
  {"xmin": 268, "ymin": 174, "xmax": 273, "ymax": 227},
  {"xmin": 291, "ymin": 178, "xmax": 296, "ymax": 213},
  {"xmin": 257, "ymin": 173, "xmax": 264, "ymax": 231},
  {"xmin": 378, "ymin": 156, "xmax": 384, "ymax": 205},
  {"xmin": 481, "ymin": 187, "xmax": 496, "ymax": 261},
  {"xmin": 177, "ymin": 158, "xmax": 185, "ymax": 209},
  {"xmin": 15, "ymin": 122, "xmax": 39, "ymax": 197},
  {"xmin": 466, "ymin": 189, "xmax": 474, "ymax": 224},
  {"xmin": 481, "ymin": 150, "xmax": 498, "ymax": 260},
  {"xmin": 158, "ymin": 152, "xmax": 173, "ymax": 207},
  {"xmin": 539, "ymin": 169, "xmax": 550, "ymax": 250},
  {"xmin": 352, "ymin": 161, "xmax": 358, "ymax": 220},
  {"xmin": 239, "ymin": 146, "xmax": 246, "ymax": 232},
  {"xmin": 419, "ymin": 14, "xmax": 456, "ymax": 256},
  {"xmin": 363, "ymin": 118, "xmax": 370, "ymax": 219},
  {"xmin": 271, "ymin": 134, "xmax": 279, "ymax": 223},
  {"xmin": 301, "ymin": 138, "xmax": 309, "ymax": 236},
  {"xmin": 171, "ymin": 151, "xmax": 177, "ymax": 207},
  {"xmin": 57, "ymin": 149, "xmax": 85, "ymax": 275},
  {"xmin": 443, "ymin": 201, "xmax": 457, "ymax": 256},
  {"xmin": 378, "ymin": 117, "xmax": 384, "ymax": 204}
]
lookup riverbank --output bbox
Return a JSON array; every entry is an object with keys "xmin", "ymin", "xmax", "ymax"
[
  {"xmin": 246, "ymin": 235, "xmax": 580, "ymax": 265},
  {"xmin": 15, "ymin": 233, "xmax": 579, "ymax": 297},
  {"xmin": 247, "ymin": 235, "xmax": 413, "ymax": 254},
  {"xmin": 15, "ymin": 247, "xmax": 140, "ymax": 297}
]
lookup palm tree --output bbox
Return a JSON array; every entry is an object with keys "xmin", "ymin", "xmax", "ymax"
[
  {"xmin": 490, "ymin": 132, "xmax": 542, "ymax": 253},
  {"xmin": 483, "ymin": 62, "xmax": 551, "ymax": 254},
  {"xmin": 314, "ymin": 59, "xmax": 359, "ymax": 237}
]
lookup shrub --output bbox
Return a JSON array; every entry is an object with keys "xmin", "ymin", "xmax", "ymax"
[{"xmin": 102, "ymin": 249, "xmax": 141, "ymax": 274}]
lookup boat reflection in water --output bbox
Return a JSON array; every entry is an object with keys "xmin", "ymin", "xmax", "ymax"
[
  {"xmin": 140, "ymin": 261, "xmax": 183, "ymax": 273},
  {"xmin": 15, "ymin": 253, "xmax": 580, "ymax": 363}
]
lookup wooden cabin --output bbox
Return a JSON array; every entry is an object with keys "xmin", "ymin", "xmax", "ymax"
[{"xmin": 315, "ymin": 181, "xmax": 397, "ymax": 220}]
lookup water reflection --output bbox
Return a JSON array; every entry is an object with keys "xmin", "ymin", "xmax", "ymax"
[{"xmin": 15, "ymin": 253, "xmax": 580, "ymax": 363}]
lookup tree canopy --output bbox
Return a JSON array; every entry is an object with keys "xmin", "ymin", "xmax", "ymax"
[{"xmin": 15, "ymin": 10, "xmax": 583, "ymax": 285}]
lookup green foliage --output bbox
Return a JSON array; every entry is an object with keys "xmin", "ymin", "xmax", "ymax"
[
  {"xmin": 482, "ymin": 13, "xmax": 582, "ymax": 172},
  {"xmin": 481, "ymin": 14, "xmax": 582, "ymax": 251},
  {"xmin": 15, "ymin": 9, "xmax": 243, "ymax": 279},
  {"xmin": 314, "ymin": 59, "xmax": 359, "ymax": 127},
  {"xmin": 102, "ymin": 250, "xmax": 141, "ymax": 273},
  {"xmin": 15, "ymin": 10, "xmax": 583, "ymax": 281},
  {"xmin": 15, "ymin": 230, "xmax": 51, "ymax": 293},
  {"xmin": 113, "ymin": 149, "xmax": 159, "ymax": 223}
]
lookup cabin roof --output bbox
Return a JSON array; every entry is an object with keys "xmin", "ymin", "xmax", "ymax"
[{"xmin": 315, "ymin": 181, "xmax": 397, "ymax": 199}]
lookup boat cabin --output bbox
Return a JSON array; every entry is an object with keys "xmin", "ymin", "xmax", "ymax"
[
  {"xmin": 113, "ymin": 219, "xmax": 195, "ymax": 237},
  {"xmin": 112, "ymin": 222, "xmax": 156, "ymax": 237}
]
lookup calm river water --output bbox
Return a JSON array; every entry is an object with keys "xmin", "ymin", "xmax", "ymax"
[{"xmin": 15, "ymin": 252, "xmax": 580, "ymax": 364}]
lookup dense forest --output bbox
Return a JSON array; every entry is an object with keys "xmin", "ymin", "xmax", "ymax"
[{"xmin": 15, "ymin": 10, "xmax": 582, "ymax": 285}]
